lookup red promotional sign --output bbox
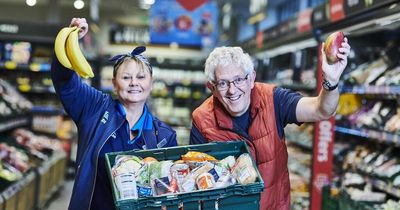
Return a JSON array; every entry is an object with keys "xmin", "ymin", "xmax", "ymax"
[
  {"xmin": 176, "ymin": 0, "xmax": 207, "ymax": 11},
  {"xmin": 297, "ymin": 8, "xmax": 313, "ymax": 33},
  {"xmin": 310, "ymin": 45, "xmax": 336, "ymax": 210},
  {"xmin": 256, "ymin": 31, "xmax": 263, "ymax": 49},
  {"xmin": 330, "ymin": 0, "xmax": 345, "ymax": 22}
]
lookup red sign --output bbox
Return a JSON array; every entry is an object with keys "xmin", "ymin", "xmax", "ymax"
[
  {"xmin": 297, "ymin": 8, "xmax": 312, "ymax": 33},
  {"xmin": 310, "ymin": 45, "xmax": 336, "ymax": 210},
  {"xmin": 176, "ymin": 0, "xmax": 207, "ymax": 11},
  {"xmin": 330, "ymin": 0, "xmax": 345, "ymax": 22},
  {"xmin": 256, "ymin": 31, "xmax": 263, "ymax": 49}
]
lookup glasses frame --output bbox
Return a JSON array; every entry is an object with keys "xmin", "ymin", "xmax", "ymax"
[{"xmin": 213, "ymin": 74, "xmax": 249, "ymax": 91}]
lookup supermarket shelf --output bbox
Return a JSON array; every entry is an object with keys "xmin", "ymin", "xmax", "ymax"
[
  {"xmin": 366, "ymin": 177, "xmax": 400, "ymax": 199},
  {"xmin": 0, "ymin": 114, "xmax": 30, "ymax": 132},
  {"xmin": 265, "ymin": 80, "xmax": 316, "ymax": 92},
  {"xmin": 340, "ymin": 85, "xmax": 400, "ymax": 95},
  {"xmin": 30, "ymin": 106, "xmax": 64, "ymax": 115},
  {"xmin": 0, "ymin": 61, "xmax": 51, "ymax": 72},
  {"xmin": 335, "ymin": 126, "xmax": 400, "ymax": 146},
  {"xmin": 286, "ymin": 138, "xmax": 313, "ymax": 151}
]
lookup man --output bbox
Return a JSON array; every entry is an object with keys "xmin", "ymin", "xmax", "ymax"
[{"xmin": 190, "ymin": 39, "xmax": 350, "ymax": 210}]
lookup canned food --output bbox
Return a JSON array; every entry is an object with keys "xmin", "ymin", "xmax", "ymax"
[{"xmin": 171, "ymin": 163, "xmax": 190, "ymax": 178}]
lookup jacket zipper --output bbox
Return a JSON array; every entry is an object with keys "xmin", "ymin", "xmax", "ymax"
[{"xmin": 88, "ymin": 120, "xmax": 125, "ymax": 209}]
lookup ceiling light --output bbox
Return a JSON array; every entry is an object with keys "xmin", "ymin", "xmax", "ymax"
[
  {"xmin": 26, "ymin": 0, "xmax": 36, "ymax": 6},
  {"xmin": 143, "ymin": 0, "xmax": 155, "ymax": 5},
  {"xmin": 74, "ymin": 0, "xmax": 85, "ymax": 10}
]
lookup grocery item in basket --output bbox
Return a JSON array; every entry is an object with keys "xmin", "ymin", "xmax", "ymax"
[
  {"xmin": 149, "ymin": 160, "xmax": 173, "ymax": 180},
  {"xmin": 217, "ymin": 155, "xmax": 236, "ymax": 170},
  {"xmin": 181, "ymin": 151, "xmax": 217, "ymax": 162},
  {"xmin": 112, "ymin": 155, "xmax": 143, "ymax": 176},
  {"xmin": 196, "ymin": 172, "xmax": 215, "ymax": 190},
  {"xmin": 231, "ymin": 153, "xmax": 257, "ymax": 185},
  {"xmin": 190, "ymin": 162, "xmax": 214, "ymax": 179},
  {"xmin": 152, "ymin": 177, "xmax": 171, "ymax": 195},
  {"xmin": 181, "ymin": 175, "xmax": 196, "ymax": 192},
  {"xmin": 114, "ymin": 172, "xmax": 138, "ymax": 200},
  {"xmin": 143, "ymin": 156, "xmax": 158, "ymax": 163},
  {"xmin": 137, "ymin": 184, "xmax": 153, "ymax": 197},
  {"xmin": 215, "ymin": 173, "xmax": 236, "ymax": 188},
  {"xmin": 136, "ymin": 164, "xmax": 150, "ymax": 186}
]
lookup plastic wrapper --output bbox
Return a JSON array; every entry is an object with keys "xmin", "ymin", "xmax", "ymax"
[
  {"xmin": 196, "ymin": 172, "xmax": 215, "ymax": 190},
  {"xmin": 149, "ymin": 160, "xmax": 173, "ymax": 180},
  {"xmin": 217, "ymin": 155, "xmax": 236, "ymax": 170},
  {"xmin": 231, "ymin": 153, "xmax": 257, "ymax": 185},
  {"xmin": 215, "ymin": 173, "xmax": 236, "ymax": 188},
  {"xmin": 114, "ymin": 172, "xmax": 138, "ymax": 200},
  {"xmin": 181, "ymin": 151, "xmax": 216, "ymax": 162},
  {"xmin": 112, "ymin": 155, "xmax": 143, "ymax": 176}
]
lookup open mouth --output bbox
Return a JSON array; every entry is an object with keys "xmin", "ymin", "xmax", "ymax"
[
  {"xmin": 226, "ymin": 94, "xmax": 241, "ymax": 102},
  {"xmin": 127, "ymin": 90, "xmax": 142, "ymax": 94}
]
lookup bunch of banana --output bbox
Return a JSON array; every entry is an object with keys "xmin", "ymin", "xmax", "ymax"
[{"xmin": 54, "ymin": 26, "xmax": 94, "ymax": 78}]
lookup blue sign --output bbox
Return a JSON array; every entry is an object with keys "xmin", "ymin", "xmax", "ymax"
[{"xmin": 150, "ymin": 0, "xmax": 218, "ymax": 48}]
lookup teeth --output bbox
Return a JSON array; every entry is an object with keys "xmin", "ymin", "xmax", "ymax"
[{"xmin": 228, "ymin": 95, "xmax": 240, "ymax": 101}]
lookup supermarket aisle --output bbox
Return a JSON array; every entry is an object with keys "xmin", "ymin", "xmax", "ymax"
[{"xmin": 45, "ymin": 179, "xmax": 74, "ymax": 210}]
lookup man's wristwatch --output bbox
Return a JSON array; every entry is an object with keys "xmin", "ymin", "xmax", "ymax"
[{"xmin": 322, "ymin": 79, "xmax": 338, "ymax": 91}]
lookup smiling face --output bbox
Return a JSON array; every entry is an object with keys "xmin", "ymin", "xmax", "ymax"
[
  {"xmin": 112, "ymin": 59, "xmax": 153, "ymax": 105},
  {"xmin": 211, "ymin": 64, "xmax": 255, "ymax": 117}
]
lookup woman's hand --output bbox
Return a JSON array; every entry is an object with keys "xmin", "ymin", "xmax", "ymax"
[
  {"xmin": 69, "ymin": 18, "xmax": 88, "ymax": 39},
  {"xmin": 321, "ymin": 37, "xmax": 351, "ymax": 85}
]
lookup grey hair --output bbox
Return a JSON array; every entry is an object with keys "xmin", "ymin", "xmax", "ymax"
[{"xmin": 205, "ymin": 46, "xmax": 254, "ymax": 82}]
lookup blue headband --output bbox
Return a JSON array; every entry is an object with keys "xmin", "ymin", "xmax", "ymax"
[{"xmin": 109, "ymin": 46, "xmax": 152, "ymax": 74}]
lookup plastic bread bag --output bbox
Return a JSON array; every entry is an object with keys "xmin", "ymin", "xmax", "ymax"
[
  {"xmin": 112, "ymin": 155, "xmax": 143, "ymax": 177},
  {"xmin": 217, "ymin": 155, "xmax": 236, "ymax": 170},
  {"xmin": 231, "ymin": 153, "xmax": 258, "ymax": 185},
  {"xmin": 215, "ymin": 173, "xmax": 236, "ymax": 188}
]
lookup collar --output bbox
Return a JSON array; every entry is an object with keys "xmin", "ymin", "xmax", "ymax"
[{"xmin": 116, "ymin": 101, "xmax": 153, "ymax": 144}]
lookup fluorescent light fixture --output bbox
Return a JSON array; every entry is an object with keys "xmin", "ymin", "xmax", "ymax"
[
  {"xmin": 74, "ymin": 0, "xmax": 85, "ymax": 10},
  {"xmin": 144, "ymin": 0, "xmax": 155, "ymax": 5},
  {"xmin": 26, "ymin": 0, "xmax": 36, "ymax": 6}
]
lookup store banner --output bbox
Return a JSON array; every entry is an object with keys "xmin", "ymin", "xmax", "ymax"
[
  {"xmin": 310, "ymin": 45, "xmax": 336, "ymax": 210},
  {"xmin": 149, "ymin": 0, "xmax": 218, "ymax": 48},
  {"xmin": 311, "ymin": 4, "xmax": 329, "ymax": 27},
  {"xmin": 344, "ymin": 0, "xmax": 366, "ymax": 16},
  {"xmin": 109, "ymin": 25, "xmax": 150, "ymax": 45},
  {"xmin": 297, "ymin": 8, "xmax": 313, "ymax": 33},
  {"xmin": 329, "ymin": 0, "xmax": 346, "ymax": 22}
]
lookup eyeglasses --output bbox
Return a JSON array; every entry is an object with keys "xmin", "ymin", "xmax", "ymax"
[{"xmin": 213, "ymin": 74, "xmax": 249, "ymax": 91}]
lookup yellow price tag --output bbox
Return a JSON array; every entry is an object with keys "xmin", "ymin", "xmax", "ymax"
[
  {"xmin": 4, "ymin": 61, "xmax": 17, "ymax": 70},
  {"xmin": 29, "ymin": 63, "xmax": 41, "ymax": 72}
]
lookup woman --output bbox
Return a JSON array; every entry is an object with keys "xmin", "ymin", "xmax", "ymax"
[{"xmin": 51, "ymin": 18, "xmax": 177, "ymax": 210}]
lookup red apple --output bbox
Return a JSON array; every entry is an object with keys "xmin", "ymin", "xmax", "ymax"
[{"xmin": 324, "ymin": 31, "xmax": 344, "ymax": 64}]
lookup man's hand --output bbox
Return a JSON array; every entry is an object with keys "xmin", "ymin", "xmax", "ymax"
[
  {"xmin": 321, "ymin": 37, "xmax": 351, "ymax": 85},
  {"xmin": 69, "ymin": 18, "xmax": 88, "ymax": 39}
]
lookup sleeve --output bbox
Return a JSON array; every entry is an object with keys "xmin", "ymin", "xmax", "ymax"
[
  {"xmin": 273, "ymin": 87, "xmax": 303, "ymax": 138},
  {"xmin": 51, "ymin": 54, "xmax": 108, "ymax": 123},
  {"xmin": 189, "ymin": 123, "xmax": 206, "ymax": 145}
]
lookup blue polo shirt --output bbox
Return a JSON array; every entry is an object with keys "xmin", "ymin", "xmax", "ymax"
[
  {"xmin": 190, "ymin": 87, "xmax": 303, "ymax": 144},
  {"xmin": 91, "ymin": 102, "xmax": 153, "ymax": 210}
]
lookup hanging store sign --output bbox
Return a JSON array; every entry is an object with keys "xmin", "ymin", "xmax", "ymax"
[
  {"xmin": 149, "ymin": 0, "xmax": 218, "ymax": 48},
  {"xmin": 297, "ymin": 8, "xmax": 313, "ymax": 33},
  {"xmin": 109, "ymin": 25, "xmax": 150, "ymax": 45},
  {"xmin": 311, "ymin": 4, "xmax": 329, "ymax": 27},
  {"xmin": 310, "ymin": 45, "xmax": 336, "ymax": 210},
  {"xmin": 329, "ymin": 0, "xmax": 346, "ymax": 22},
  {"xmin": 344, "ymin": 0, "xmax": 366, "ymax": 16}
]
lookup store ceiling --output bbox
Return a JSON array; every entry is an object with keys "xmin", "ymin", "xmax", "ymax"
[{"xmin": 0, "ymin": 0, "xmax": 149, "ymax": 25}]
